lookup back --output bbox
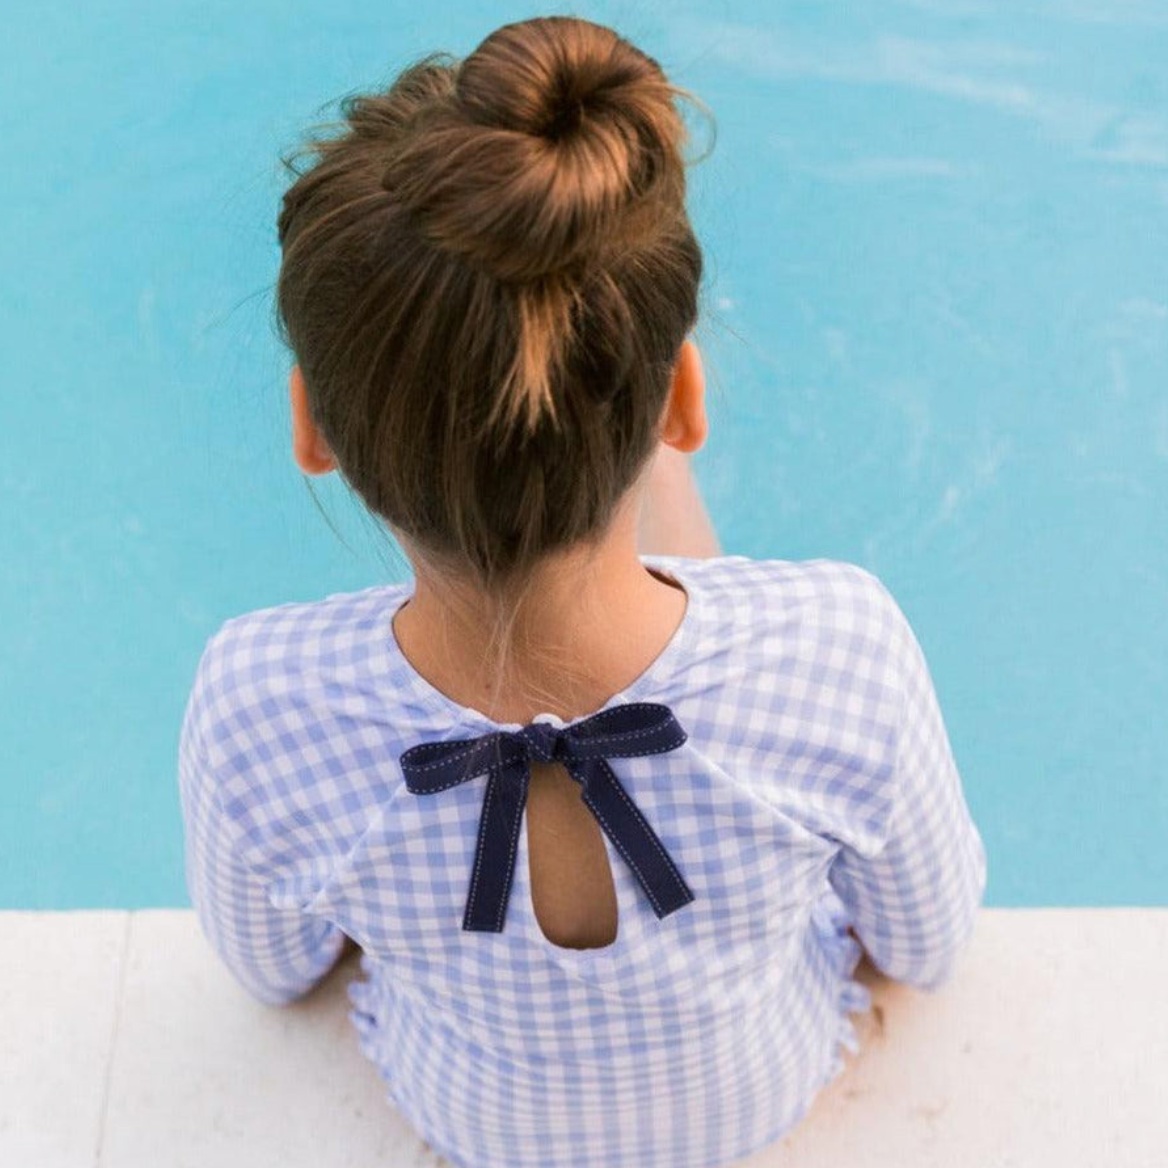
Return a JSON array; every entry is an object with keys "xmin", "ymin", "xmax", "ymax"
[{"xmin": 178, "ymin": 552, "xmax": 987, "ymax": 1168}]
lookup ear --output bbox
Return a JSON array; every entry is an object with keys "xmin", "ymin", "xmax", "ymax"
[
  {"xmin": 658, "ymin": 338, "xmax": 708, "ymax": 454},
  {"xmin": 289, "ymin": 365, "xmax": 336, "ymax": 475}
]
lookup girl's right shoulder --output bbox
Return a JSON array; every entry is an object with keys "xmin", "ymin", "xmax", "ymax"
[
  {"xmin": 188, "ymin": 581, "xmax": 411, "ymax": 712},
  {"xmin": 204, "ymin": 580, "xmax": 409, "ymax": 656}
]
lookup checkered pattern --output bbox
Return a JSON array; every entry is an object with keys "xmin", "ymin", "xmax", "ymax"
[{"xmin": 179, "ymin": 553, "xmax": 987, "ymax": 1168}]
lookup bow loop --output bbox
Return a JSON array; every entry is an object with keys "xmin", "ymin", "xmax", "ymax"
[
  {"xmin": 399, "ymin": 702, "xmax": 696, "ymax": 933},
  {"xmin": 559, "ymin": 701, "xmax": 688, "ymax": 762}
]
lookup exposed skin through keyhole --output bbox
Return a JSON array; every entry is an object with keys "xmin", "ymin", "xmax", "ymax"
[{"xmin": 525, "ymin": 760, "xmax": 619, "ymax": 950}]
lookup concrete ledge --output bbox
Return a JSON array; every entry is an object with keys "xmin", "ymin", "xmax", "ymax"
[{"xmin": 2, "ymin": 909, "xmax": 1165, "ymax": 1167}]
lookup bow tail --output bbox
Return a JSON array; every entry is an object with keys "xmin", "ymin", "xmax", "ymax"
[
  {"xmin": 462, "ymin": 759, "xmax": 529, "ymax": 933},
  {"xmin": 573, "ymin": 758, "xmax": 695, "ymax": 921}
]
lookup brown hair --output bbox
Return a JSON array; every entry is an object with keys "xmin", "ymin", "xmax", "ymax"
[{"xmin": 274, "ymin": 15, "xmax": 712, "ymax": 710}]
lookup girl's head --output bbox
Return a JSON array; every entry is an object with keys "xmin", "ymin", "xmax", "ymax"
[{"xmin": 274, "ymin": 15, "xmax": 710, "ymax": 695}]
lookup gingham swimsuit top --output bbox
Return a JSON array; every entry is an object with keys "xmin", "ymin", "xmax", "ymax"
[{"xmin": 179, "ymin": 553, "xmax": 987, "ymax": 1168}]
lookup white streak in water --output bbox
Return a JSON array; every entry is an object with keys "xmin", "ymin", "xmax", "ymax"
[{"xmin": 667, "ymin": 20, "xmax": 1168, "ymax": 169}]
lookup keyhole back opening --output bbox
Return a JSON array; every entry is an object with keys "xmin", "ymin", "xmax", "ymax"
[{"xmin": 524, "ymin": 759, "xmax": 620, "ymax": 951}]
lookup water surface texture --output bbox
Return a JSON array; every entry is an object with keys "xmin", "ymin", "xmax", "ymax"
[{"xmin": 3, "ymin": 1, "xmax": 1166, "ymax": 906}]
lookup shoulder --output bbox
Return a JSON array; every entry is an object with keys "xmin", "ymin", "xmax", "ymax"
[
  {"xmin": 653, "ymin": 551, "xmax": 903, "ymax": 642},
  {"xmin": 775, "ymin": 556, "xmax": 908, "ymax": 648},
  {"xmin": 686, "ymin": 554, "xmax": 914, "ymax": 733},
  {"xmin": 205, "ymin": 582, "xmax": 402, "ymax": 668},
  {"xmin": 646, "ymin": 551, "xmax": 912, "ymax": 723},
  {"xmin": 181, "ymin": 582, "xmax": 407, "ymax": 763},
  {"xmin": 179, "ymin": 582, "xmax": 410, "ymax": 861},
  {"xmin": 200, "ymin": 581, "xmax": 404, "ymax": 681},
  {"xmin": 759, "ymin": 556, "xmax": 915, "ymax": 696},
  {"xmin": 713, "ymin": 557, "xmax": 916, "ymax": 844}
]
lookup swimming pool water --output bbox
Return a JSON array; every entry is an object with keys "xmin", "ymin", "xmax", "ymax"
[{"xmin": 3, "ymin": 1, "xmax": 1165, "ymax": 907}]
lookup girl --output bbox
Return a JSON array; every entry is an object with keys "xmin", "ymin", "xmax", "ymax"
[{"xmin": 179, "ymin": 15, "xmax": 987, "ymax": 1168}]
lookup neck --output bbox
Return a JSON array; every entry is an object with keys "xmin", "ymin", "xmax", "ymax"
[{"xmin": 392, "ymin": 496, "xmax": 688, "ymax": 724}]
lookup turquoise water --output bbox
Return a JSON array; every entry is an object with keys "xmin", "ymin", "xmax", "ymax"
[{"xmin": 3, "ymin": 2, "xmax": 1165, "ymax": 908}]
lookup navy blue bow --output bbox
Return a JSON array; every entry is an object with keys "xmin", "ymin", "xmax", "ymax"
[{"xmin": 399, "ymin": 701, "xmax": 696, "ymax": 933}]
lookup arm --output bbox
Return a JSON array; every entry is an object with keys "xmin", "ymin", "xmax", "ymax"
[
  {"xmin": 828, "ymin": 580, "xmax": 988, "ymax": 991},
  {"xmin": 178, "ymin": 644, "xmax": 349, "ymax": 1007},
  {"xmin": 637, "ymin": 445, "xmax": 722, "ymax": 559}
]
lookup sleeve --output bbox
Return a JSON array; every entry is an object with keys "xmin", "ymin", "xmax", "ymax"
[
  {"xmin": 177, "ymin": 635, "xmax": 348, "ymax": 1007},
  {"xmin": 827, "ymin": 576, "xmax": 988, "ymax": 991}
]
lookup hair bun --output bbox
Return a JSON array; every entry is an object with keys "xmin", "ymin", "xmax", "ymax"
[
  {"xmin": 537, "ymin": 89, "xmax": 585, "ymax": 142},
  {"xmin": 464, "ymin": 18, "xmax": 630, "ymax": 144},
  {"xmin": 380, "ymin": 16, "xmax": 689, "ymax": 282}
]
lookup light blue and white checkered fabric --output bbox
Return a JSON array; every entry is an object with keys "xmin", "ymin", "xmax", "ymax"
[{"xmin": 179, "ymin": 553, "xmax": 987, "ymax": 1168}]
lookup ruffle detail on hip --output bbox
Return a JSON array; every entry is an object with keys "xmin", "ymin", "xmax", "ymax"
[
  {"xmin": 345, "ymin": 950, "xmax": 401, "ymax": 1106},
  {"xmin": 345, "ymin": 951, "xmax": 377, "ymax": 1039},
  {"xmin": 810, "ymin": 886, "xmax": 873, "ymax": 1083}
]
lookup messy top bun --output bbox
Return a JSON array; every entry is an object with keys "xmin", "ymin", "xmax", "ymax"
[
  {"xmin": 386, "ymin": 17, "xmax": 688, "ymax": 287},
  {"xmin": 275, "ymin": 15, "xmax": 709, "ymax": 604}
]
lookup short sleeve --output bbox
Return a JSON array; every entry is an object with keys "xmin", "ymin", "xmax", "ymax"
[
  {"xmin": 828, "ymin": 575, "xmax": 988, "ymax": 991},
  {"xmin": 177, "ymin": 632, "xmax": 347, "ymax": 1006}
]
